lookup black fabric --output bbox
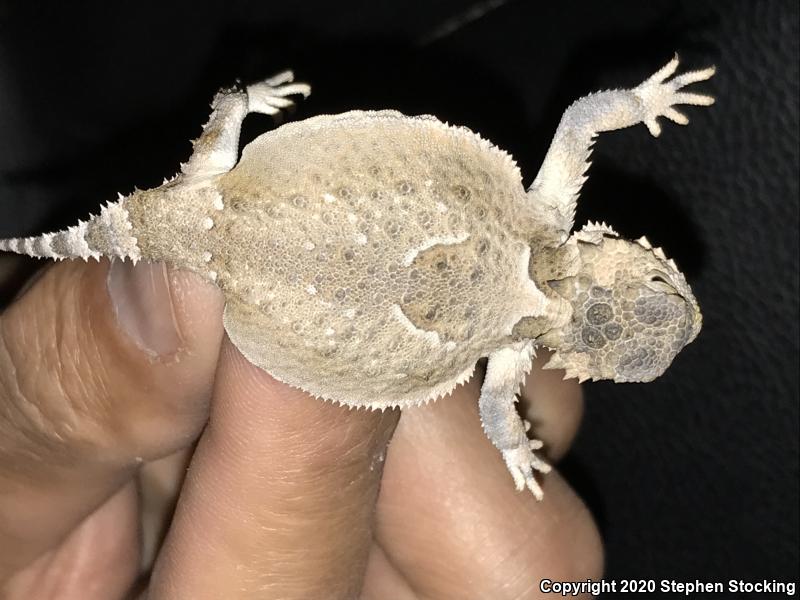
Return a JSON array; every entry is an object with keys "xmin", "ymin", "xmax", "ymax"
[{"xmin": 1, "ymin": 0, "xmax": 797, "ymax": 586}]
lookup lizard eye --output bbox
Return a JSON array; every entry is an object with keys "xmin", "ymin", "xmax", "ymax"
[{"xmin": 646, "ymin": 272, "xmax": 677, "ymax": 294}]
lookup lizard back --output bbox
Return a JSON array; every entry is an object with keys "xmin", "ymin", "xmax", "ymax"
[{"xmin": 213, "ymin": 111, "xmax": 547, "ymax": 407}]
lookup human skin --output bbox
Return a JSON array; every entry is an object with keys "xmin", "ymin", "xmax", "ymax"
[{"xmin": 0, "ymin": 258, "xmax": 603, "ymax": 599}]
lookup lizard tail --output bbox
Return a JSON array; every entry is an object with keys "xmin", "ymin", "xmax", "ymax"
[{"xmin": 0, "ymin": 199, "xmax": 142, "ymax": 262}]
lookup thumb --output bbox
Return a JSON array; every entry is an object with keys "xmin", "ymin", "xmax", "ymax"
[{"xmin": 0, "ymin": 259, "xmax": 223, "ymax": 582}]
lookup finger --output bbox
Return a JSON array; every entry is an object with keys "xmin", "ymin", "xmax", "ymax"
[
  {"xmin": 647, "ymin": 53, "xmax": 680, "ymax": 84},
  {"xmin": 519, "ymin": 351, "xmax": 584, "ymax": 461},
  {"xmin": 671, "ymin": 66, "xmax": 716, "ymax": 87},
  {"xmin": 664, "ymin": 107, "xmax": 690, "ymax": 125},
  {"xmin": 3, "ymin": 482, "xmax": 140, "ymax": 600},
  {"xmin": 371, "ymin": 376, "xmax": 603, "ymax": 599},
  {"xmin": 645, "ymin": 119, "xmax": 662, "ymax": 137},
  {"xmin": 360, "ymin": 545, "xmax": 419, "ymax": 600},
  {"xmin": 271, "ymin": 83, "xmax": 313, "ymax": 98},
  {"xmin": 674, "ymin": 92, "xmax": 715, "ymax": 106},
  {"xmin": 139, "ymin": 447, "xmax": 194, "ymax": 570},
  {"xmin": 262, "ymin": 70, "xmax": 295, "ymax": 86},
  {"xmin": 261, "ymin": 95, "xmax": 295, "ymax": 108},
  {"xmin": 150, "ymin": 339, "xmax": 400, "ymax": 599},
  {"xmin": 0, "ymin": 259, "xmax": 224, "ymax": 579}
]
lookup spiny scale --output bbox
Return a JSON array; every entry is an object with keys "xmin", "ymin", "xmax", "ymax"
[{"xmin": 0, "ymin": 200, "xmax": 140, "ymax": 263}]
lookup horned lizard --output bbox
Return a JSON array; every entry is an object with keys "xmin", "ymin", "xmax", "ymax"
[{"xmin": 1, "ymin": 57, "xmax": 713, "ymax": 499}]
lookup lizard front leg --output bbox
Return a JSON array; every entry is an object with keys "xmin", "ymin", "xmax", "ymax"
[
  {"xmin": 182, "ymin": 71, "xmax": 311, "ymax": 179},
  {"xmin": 479, "ymin": 342, "xmax": 551, "ymax": 500},
  {"xmin": 527, "ymin": 55, "xmax": 715, "ymax": 240}
]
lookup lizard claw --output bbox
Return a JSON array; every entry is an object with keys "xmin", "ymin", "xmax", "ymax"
[
  {"xmin": 502, "ymin": 439, "xmax": 551, "ymax": 501},
  {"xmin": 634, "ymin": 53, "xmax": 715, "ymax": 138}
]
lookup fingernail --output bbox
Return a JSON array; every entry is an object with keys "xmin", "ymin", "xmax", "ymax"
[{"xmin": 107, "ymin": 260, "xmax": 183, "ymax": 357}]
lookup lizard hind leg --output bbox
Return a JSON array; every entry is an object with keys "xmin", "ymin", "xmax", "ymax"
[
  {"xmin": 0, "ymin": 71, "xmax": 311, "ymax": 263},
  {"xmin": 181, "ymin": 70, "xmax": 311, "ymax": 180},
  {"xmin": 478, "ymin": 342, "xmax": 551, "ymax": 500}
]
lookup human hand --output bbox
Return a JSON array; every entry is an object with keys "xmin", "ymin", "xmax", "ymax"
[{"xmin": 0, "ymin": 259, "xmax": 602, "ymax": 599}]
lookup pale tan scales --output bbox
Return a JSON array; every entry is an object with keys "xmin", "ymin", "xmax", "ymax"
[
  {"xmin": 215, "ymin": 111, "xmax": 545, "ymax": 408},
  {"xmin": 0, "ymin": 58, "xmax": 714, "ymax": 499}
]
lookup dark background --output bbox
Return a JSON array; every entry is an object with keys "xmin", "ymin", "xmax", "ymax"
[{"xmin": 1, "ymin": 0, "xmax": 797, "ymax": 592}]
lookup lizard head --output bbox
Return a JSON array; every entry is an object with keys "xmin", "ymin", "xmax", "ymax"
[{"xmin": 538, "ymin": 227, "xmax": 701, "ymax": 383}]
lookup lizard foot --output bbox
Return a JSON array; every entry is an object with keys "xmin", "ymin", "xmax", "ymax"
[
  {"xmin": 247, "ymin": 70, "xmax": 311, "ymax": 116},
  {"xmin": 633, "ymin": 53, "xmax": 715, "ymax": 137},
  {"xmin": 501, "ymin": 438, "xmax": 552, "ymax": 501}
]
